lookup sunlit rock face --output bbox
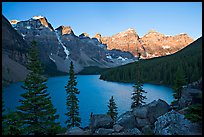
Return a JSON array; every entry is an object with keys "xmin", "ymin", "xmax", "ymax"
[
  {"xmin": 101, "ymin": 29, "xmax": 194, "ymax": 59},
  {"xmin": 7, "ymin": 15, "xmax": 137, "ymax": 74},
  {"xmin": 56, "ymin": 25, "xmax": 75, "ymax": 36}
]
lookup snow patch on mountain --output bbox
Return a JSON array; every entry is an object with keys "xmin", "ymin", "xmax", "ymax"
[
  {"xmin": 32, "ymin": 15, "xmax": 44, "ymax": 20},
  {"xmin": 106, "ymin": 55, "xmax": 113, "ymax": 60},
  {"xmin": 26, "ymin": 26, "xmax": 31, "ymax": 29},
  {"xmin": 49, "ymin": 55, "xmax": 56, "ymax": 62},
  {"xmin": 162, "ymin": 46, "xmax": 170, "ymax": 49},
  {"xmin": 55, "ymin": 31, "xmax": 70, "ymax": 59},
  {"xmin": 117, "ymin": 56, "xmax": 126, "ymax": 61}
]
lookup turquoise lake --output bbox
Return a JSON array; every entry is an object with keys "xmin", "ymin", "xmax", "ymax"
[{"xmin": 3, "ymin": 75, "xmax": 174, "ymax": 128}]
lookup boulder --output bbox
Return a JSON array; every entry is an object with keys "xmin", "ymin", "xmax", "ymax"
[
  {"xmin": 65, "ymin": 127, "xmax": 85, "ymax": 135},
  {"xmin": 94, "ymin": 128, "xmax": 114, "ymax": 135},
  {"xmin": 136, "ymin": 117, "xmax": 150, "ymax": 128},
  {"xmin": 133, "ymin": 99, "xmax": 170, "ymax": 124},
  {"xmin": 154, "ymin": 110, "xmax": 202, "ymax": 135},
  {"xmin": 90, "ymin": 114, "xmax": 113, "ymax": 130},
  {"xmin": 141, "ymin": 125, "xmax": 154, "ymax": 135},
  {"xmin": 124, "ymin": 128, "xmax": 143, "ymax": 135},
  {"xmin": 178, "ymin": 88, "xmax": 202, "ymax": 109},
  {"xmin": 115, "ymin": 111, "xmax": 137, "ymax": 129},
  {"xmin": 146, "ymin": 99, "xmax": 170, "ymax": 123},
  {"xmin": 133, "ymin": 106, "xmax": 148, "ymax": 118},
  {"xmin": 113, "ymin": 124, "xmax": 124, "ymax": 132}
]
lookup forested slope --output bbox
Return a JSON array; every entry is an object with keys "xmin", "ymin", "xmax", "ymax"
[{"xmin": 100, "ymin": 37, "xmax": 202, "ymax": 87}]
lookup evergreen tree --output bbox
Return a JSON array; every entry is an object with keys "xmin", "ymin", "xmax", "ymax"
[
  {"xmin": 171, "ymin": 68, "xmax": 187, "ymax": 106},
  {"xmin": 131, "ymin": 81, "xmax": 147, "ymax": 110},
  {"xmin": 2, "ymin": 111, "xmax": 24, "ymax": 135},
  {"xmin": 107, "ymin": 96, "xmax": 118, "ymax": 121},
  {"xmin": 16, "ymin": 41, "xmax": 63, "ymax": 135},
  {"xmin": 65, "ymin": 61, "xmax": 81, "ymax": 128},
  {"xmin": 131, "ymin": 53, "xmax": 147, "ymax": 110},
  {"xmin": 185, "ymin": 104, "xmax": 202, "ymax": 123}
]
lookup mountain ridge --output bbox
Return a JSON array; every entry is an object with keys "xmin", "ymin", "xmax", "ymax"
[{"xmin": 100, "ymin": 37, "xmax": 202, "ymax": 86}]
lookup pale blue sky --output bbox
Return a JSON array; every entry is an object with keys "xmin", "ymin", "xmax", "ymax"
[{"xmin": 2, "ymin": 2, "xmax": 202, "ymax": 40}]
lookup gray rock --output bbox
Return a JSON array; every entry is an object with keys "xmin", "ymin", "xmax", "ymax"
[
  {"xmin": 146, "ymin": 99, "xmax": 170, "ymax": 123},
  {"xmin": 116, "ymin": 111, "xmax": 137, "ymax": 129},
  {"xmin": 136, "ymin": 117, "xmax": 150, "ymax": 128},
  {"xmin": 124, "ymin": 128, "xmax": 143, "ymax": 135},
  {"xmin": 111, "ymin": 132, "xmax": 126, "ymax": 135},
  {"xmin": 141, "ymin": 125, "xmax": 154, "ymax": 135},
  {"xmin": 133, "ymin": 106, "xmax": 148, "ymax": 118},
  {"xmin": 154, "ymin": 110, "xmax": 202, "ymax": 135},
  {"xmin": 90, "ymin": 114, "xmax": 113, "ymax": 130},
  {"xmin": 113, "ymin": 124, "xmax": 123, "ymax": 132},
  {"xmin": 133, "ymin": 99, "xmax": 170, "ymax": 125},
  {"xmin": 178, "ymin": 88, "xmax": 202, "ymax": 109},
  {"xmin": 65, "ymin": 127, "xmax": 85, "ymax": 135},
  {"xmin": 95, "ymin": 128, "xmax": 114, "ymax": 135}
]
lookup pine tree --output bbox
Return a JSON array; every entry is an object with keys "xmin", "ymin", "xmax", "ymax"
[
  {"xmin": 172, "ymin": 68, "xmax": 187, "ymax": 102},
  {"xmin": 131, "ymin": 81, "xmax": 147, "ymax": 110},
  {"xmin": 107, "ymin": 96, "xmax": 118, "ymax": 121},
  {"xmin": 16, "ymin": 41, "xmax": 63, "ymax": 135},
  {"xmin": 131, "ymin": 52, "xmax": 147, "ymax": 110},
  {"xmin": 2, "ymin": 111, "xmax": 24, "ymax": 135},
  {"xmin": 65, "ymin": 61, "xmax": 81, "ymax": 128}
]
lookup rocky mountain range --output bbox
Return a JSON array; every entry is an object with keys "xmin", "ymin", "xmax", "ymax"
[
  {"xmin": 101, "ymin": 29, "xmax": 194, "ymax": 58},
  {"xmin": 2, "ymin": 15, "xmax": 136, "ymax": 86},
  {"xmin": 2, "ymin": 14, "xmax": 194, "ymax": 86}
]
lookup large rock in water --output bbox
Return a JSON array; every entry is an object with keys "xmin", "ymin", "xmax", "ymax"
[
  {"xmin": 154, "ymin": 110, "xmax": 202, "ymax": 135},
  {"xmin": 90, "ymin": 114, "xmax": 113, "ymax": 130},
  {"xmin": 133, "ymin": 99, "xmax": 170, "ymax": 124}
]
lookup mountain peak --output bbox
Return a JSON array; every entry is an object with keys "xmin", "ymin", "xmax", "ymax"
[
  {"xmin": 10, "ymin": 20, "xmax": 19, "ymax": 24},
  {"xmin": 55, "ymin": 25, "xmax": 74, "ymax": 35},
  {"xmin": 32, "ymin": 15, "xmax": 44, "ymax": 20},
  {"xmin": 127, "ymin": 28, "xmax": 136, "ymax": 31},
  {"xmin": 30, "ymin": 16, "xmax": 54, "ymax": 31},
  {"xmin": 122, "ymin": 28, "xmax": 136, "ymax": 34}
]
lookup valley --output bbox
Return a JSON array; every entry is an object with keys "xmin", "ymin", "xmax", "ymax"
[
  {"xmin": 2, "ymin": 14, "xmax": 195, "ymax": 87},
  {"xmin": 2, "ymin": 2, "xmax": 202, "ymax": 135}
]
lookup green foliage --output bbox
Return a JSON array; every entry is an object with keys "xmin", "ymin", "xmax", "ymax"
[
  {"xmin": 131, "ymin": 81, "xmax": 147, "ymax": 110},
  {"xmin": 172, "ymin": 68, "xmax": 187, "ymax": 102},
  {"xmin": 16, "ymin": 41, "xmax": 63, "ymax": 135},
  {"xmin": 100, "ymin": 37, "xmax": 202, "ymax": 87},
  {"xmin": 185, "ymin": 104, "xmax": 202, "ymax": 123},
  {"xmin": 2, "ymin": 111, "xmax": 24, "ymax": 135},
  {"xmin": 65, "ymin": 61, "xmax": 81, "ymax": 128},
  {"xmin": 107, "ymin": 96, "xmax": 118, "ymax": 121}
]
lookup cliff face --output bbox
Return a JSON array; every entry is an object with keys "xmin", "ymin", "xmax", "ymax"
[
  {"xmin": 4, "ymin": 15, "xmax": 137, "ymax": 77},
  {"xmin": 2, "ymin": 15, "xmax": 29, "ymax": 86},
  {"xmin": 101, "ymin": 28, "xmax": 141, "ymax": 56},
  {"xmin": 139, "ymin": 31, "xmax": 194, "ymax": 58},
  {"xmin": 101, "ymin": 29, "xmax": 194, "ymax": 59}
]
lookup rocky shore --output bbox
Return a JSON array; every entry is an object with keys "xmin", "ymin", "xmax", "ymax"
[{"xmin": 62, "ymin": 78, "xmax": 202, "ymax": 135}]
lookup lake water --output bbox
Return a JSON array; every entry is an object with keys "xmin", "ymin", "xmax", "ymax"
[{"xmin": 3, "ymin": 75, "xmax": 174, "ymax": 128}]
